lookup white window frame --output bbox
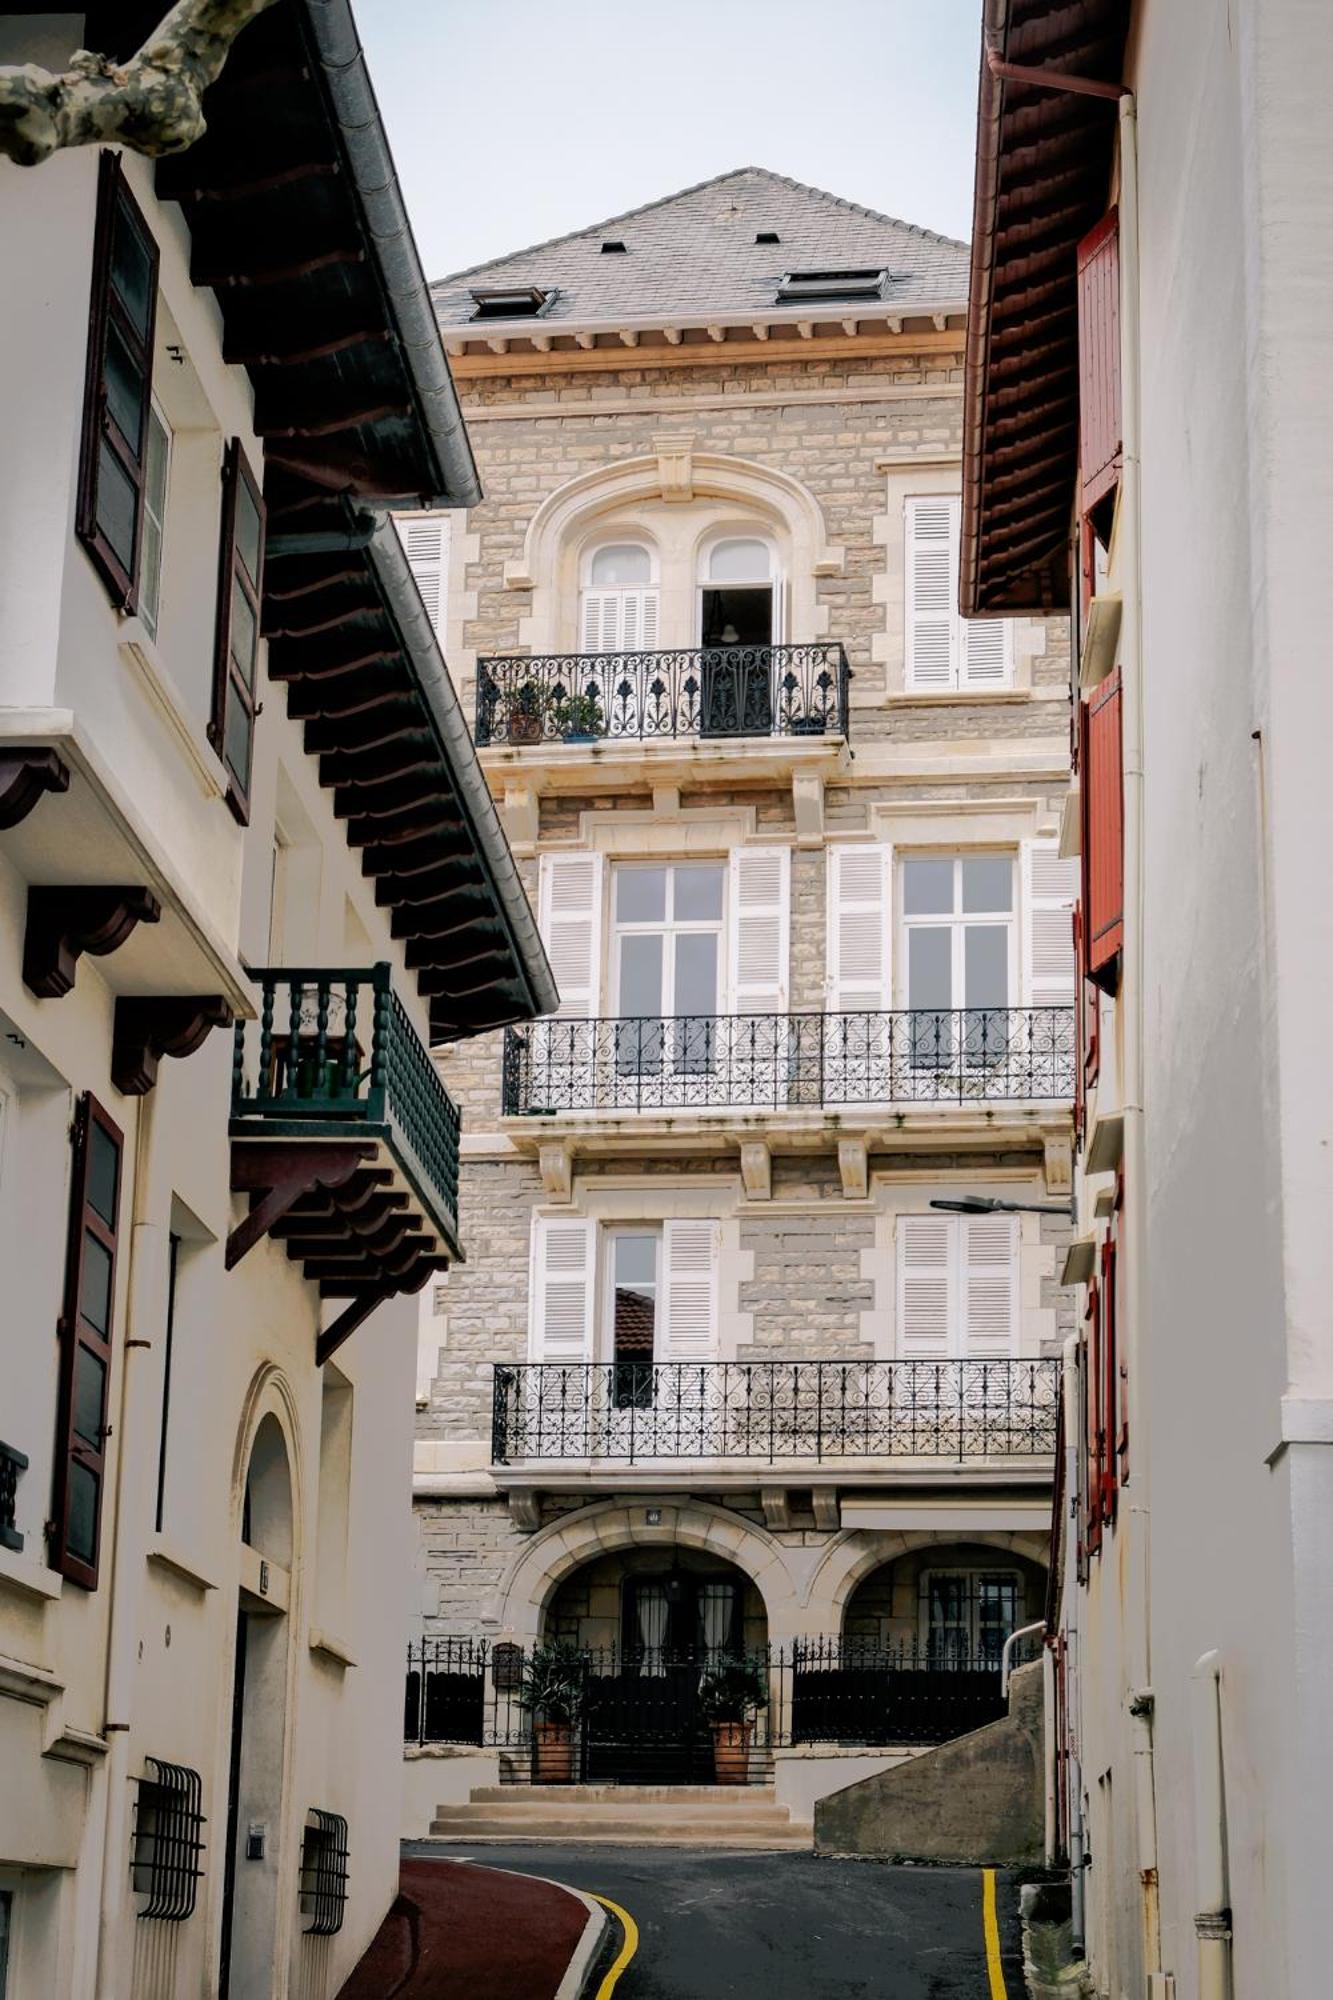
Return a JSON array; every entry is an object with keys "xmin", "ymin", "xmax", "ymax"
[
  {"xmin": 897, "ymin": 852, "xmax": 1017, "ymax": 1015},
  {"xmin": 602, "ymin": 1224, "xmax": 663, "ymax": 1366},
  {"xmin": 139, "ymin": 396, "xmax": 172, "ymax": 641},
  {"xmin": 904, "ymin": 494, "xmax": 1013, "ymax": 691},
  {"xmin": 610, "ymin": 861, "xmax": 727, "ymax": 1022},
  {"xmin": 579, "ymin": 539, "xmax": 660, "ymax": 654},
  {"xmin": 696, "ymin": 531, "xmax": 783, "ymax": 644}
]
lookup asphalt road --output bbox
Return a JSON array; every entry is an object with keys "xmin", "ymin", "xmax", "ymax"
[{"xmin": 403, "ymin": 1843, "xmax": 1026, "ymax": 1998}]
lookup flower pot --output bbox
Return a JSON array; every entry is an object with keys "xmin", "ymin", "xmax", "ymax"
[
  {"xmin": 561, "ymin": 728, "xmax": 598, "ymax": 744},
  {"xmin": 710, "ymin": 1719, "xmax": 753, "ymax": 1785},
  {"xmin": 789, "ymin": 715, "xmax": 827, "ymax": 737},
  {"xmin": 533, "ymin": 1720, "xmax": 575, "ymax": 1783},
  {"xmin": 507, "ymin": 712, "xmax": 542, "ymax": 745}
]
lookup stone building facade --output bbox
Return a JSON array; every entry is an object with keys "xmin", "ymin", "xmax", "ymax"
[{"xmin": 407, "ymin": 170, "xmax": 1075, "ymax": 1817}]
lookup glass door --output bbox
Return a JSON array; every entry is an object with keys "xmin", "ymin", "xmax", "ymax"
[
  {"xmin": 612, "ymin": 863, "xmax": 725, "ymax": 1098},
  {"xmin": 902, "ymin": 855, "xmax": 1014, "ymax": 1069}
]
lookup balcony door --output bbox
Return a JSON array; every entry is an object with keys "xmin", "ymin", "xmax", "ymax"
[
  {"xmin": 612, "ymin": 863, "xmax": 724, "ymax": 1095},
  {"xmin": 901, "ymin": 854, "xmax": 1014, "ymax": 1068},
  {"xmin": 922, "ymin": 1570, "xmax": 1022, "ymax": 1669},
  {"xmin": 699, "ymin": 537, "xmax": 777, "ymax": 735}
]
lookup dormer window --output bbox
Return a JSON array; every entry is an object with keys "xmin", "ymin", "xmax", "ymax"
[
  {"xmin": 469, "ymin": 285, "xmax": 552, "ymax": 321},
  {"xmin": 601, "ymin": 240, "xmax": 627, "ymax": 254},
  {"xmin": 755, "ymin": 231, "xmax": 781, "ymax": 245},
  {"xmin": 775, "ymin": 268, "xmax": 889, "ymax": 304}
]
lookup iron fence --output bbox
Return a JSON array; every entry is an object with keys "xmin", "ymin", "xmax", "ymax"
[
  {"xmin": 501, "ymin": 1006, "xmax": 1076, "ymax": 1115},
  {"xmin": 475, "ymin": 643, "xmax": 851, "ymax": 746},
  {"xmin": 404, "ymin": 1636, "xmax": 1010, "ymax": 1778},
  {"xmin": 492, "ymin": 1357, "xmax": 1060, "ymax": 1465}
]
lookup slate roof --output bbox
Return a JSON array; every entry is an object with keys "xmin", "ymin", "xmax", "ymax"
[{"xmin": 431, "ymin": 167, "xmax": 970, "ymax": 330}]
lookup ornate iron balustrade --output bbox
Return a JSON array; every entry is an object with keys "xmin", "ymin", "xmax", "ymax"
[
  {"xmin": 231, "ymin": 965, "xmax": 462, "ymax": 1250},
  {"xmin": 475, "ymin": 643, "xmax": 851, "ymax": 746},
  {"xmin": 502, "ymin": 1006, "xmax": 1076, "ymax": 1114},
  {"xmin": 404, "ymin": 1636, "xmax": 1011, "ymax": 1768},
  {"xmin": 492, "ymin": 1357, "xmax": 1060, "ymax": 1465},
  {"xmin": 0, "ymin": 1439, "xmax": 28, "ymax": 1553}
]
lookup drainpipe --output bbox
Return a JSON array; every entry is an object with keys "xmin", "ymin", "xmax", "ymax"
[
  {"xmin": 1061, "ymin": 1334, "xmax": 1086, "ymax": 1956},
  {"xmin": 1115, "ymin": 88, "xmax": 1163, "ymax": 1987},
  {"xmin": 1042, "ymin": 1642, "xmax": 1058, "ymax": 1867},
  {"xmin": 1190, "ymin": 1652, "xmax": 1231, "ymax": 2000},
  {"xmin": 95, "ymin": 1086, "xmax": 169, "ymax": 1999}
]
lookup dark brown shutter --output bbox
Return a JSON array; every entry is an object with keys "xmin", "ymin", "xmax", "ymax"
[
  {"xmin": 76, "ymin": 152, "xmax": 160, "ymax": 612},
  {"xmin": 51, "ymin": 1093, "xmax": 124, "ymax": 1588},
  {"xmin": 1102, "ymin": 1233, "xmax": 1120, "ymax": 1522},
  {"xmin": 209, "ymin": 439, "xmax": 267, "ymax": 824},
  {"xmin": 1082, "ymin": 669, "xmax": 1124, "ymax": 987},
  {"xmin": 1076, "ymin": 209, "xmax": 1122, "ymax": 514},
  {"xmin": 1084, "ymin": 1277, "xmax": 1103, "ymax": 1555}
]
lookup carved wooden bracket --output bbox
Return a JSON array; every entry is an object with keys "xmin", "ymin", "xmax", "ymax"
[
  {"xmin": 316, "ymin": 1287, "xmax": 393, "ymax": 1368},
  {"xmin": 227, "ymin": 1140, "xmax": 376, "ymax": 1270},
  {"xmin": 23, "ymin": 885, "xmax": 161, "ymax": 998},
  {"xmin": 112, "ymin": 994, "xmax": 233, "ymax": 1097},
  {"xmin": 0, "ymin": 749, "xmax": 69, "ymax": 829}
]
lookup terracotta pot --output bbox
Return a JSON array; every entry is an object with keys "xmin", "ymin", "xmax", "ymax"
[
  {"xmin": 533, "ymin": 1720, "xmax": 575, "ymax": 1784},
  {"xmin": 710, "ymin": 1719, "xmax": 753, "ymax": 1785},
  {"xmin": 507, "ymin": 711, "xmax": 543, "ymax": 745}
]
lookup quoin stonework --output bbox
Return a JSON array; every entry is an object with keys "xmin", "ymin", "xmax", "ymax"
[{"xmin": 404, "ymin": 168, "xmax": 1078, "ymax": 1838}]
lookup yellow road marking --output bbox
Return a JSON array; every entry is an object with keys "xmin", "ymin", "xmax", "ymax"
[
  {"xmin": 982, "ymin": 1868, "xmax": 1008, "ymax": 2000},
  {"xmin": 589, "ymin": 1891, "xmax": 639, "ymax": 1998}
]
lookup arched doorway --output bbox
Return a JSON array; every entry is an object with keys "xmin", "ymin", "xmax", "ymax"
[
  {"xmin": 543, "ymin": 1548, "xmax": 767, "ymax": 1785},
  {"xmin": 219, "ymin": 1414, "xmax": 294, "ymax": 1999}
]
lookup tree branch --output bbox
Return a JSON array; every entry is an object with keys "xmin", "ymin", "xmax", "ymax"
[{"xmin": 0, "ymin": 0, "xmax": 277, "ymax": 168}]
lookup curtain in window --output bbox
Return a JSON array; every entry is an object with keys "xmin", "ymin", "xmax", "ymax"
[
  {"xmin": 698, "ymin": 1581, "xmax": 736, "ymax": 1661},
  {"xmin": 636, "ymin": 1584, "xmax": 669, "ymax": 1676}
]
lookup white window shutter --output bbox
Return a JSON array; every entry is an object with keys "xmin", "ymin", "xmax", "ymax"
[
  {"xmin": 897, "ymin": 1214, "xmax": 953, "ymax": 1358},
  {"xmin": 905, "ymin": 497, "xmax": 956, "ymax": 690},
  {"xmin": 400, "ymin": 513, "xmax": 450, "ymax": 640},
  {"xmin": 580, "ymin": 591, "xmax": 602, "ymax": 652},
  {"xmin": 826, "ymin": 844, "xmax": 892, "ymax": 1011},
  {"xmin": 538, "ymin": 852, "xmax": 604, "ymax": 1018},
  {"xmin": 1021, "ymin": 840, "xmax": 1078, "ymax": 1005},
  {"xmin": 961, "ymin": 613, "xmax": 1011, "ymax": 689},
  {"xmin": 640, "ymin": 588, "xmax": 659, "ymax": 650},
  {"xmin": 661, "ymin": 1219, "xmax": 718, "ymax": 1360},
  {"xmin": 530, "ymin": 1216, "xmax": 596, "ymax": 1362},
  {"xmin": 962, "ymin": 1216, "xmax": 1019, "ymax": 1358},
  {"xmin": 728, "ymin": 846, "xmax": 790, "ymax": 1014}
]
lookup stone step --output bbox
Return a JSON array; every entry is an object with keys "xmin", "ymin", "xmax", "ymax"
[
  {"xmin": 468, "ymin": 1783, "xmax": 779, "ymax": 1807},
  {"xmin": 432, "ymin": 1805, "xmax": 796, "ymax": 1832},
  {"xmin": 421, "ymin": 1822, "xmax": 812, "ymax": 1850}
]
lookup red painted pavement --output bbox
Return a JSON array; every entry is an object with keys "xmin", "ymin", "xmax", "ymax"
[{"xmin": 337, "ymin": 1856, "xmax": 595, "ymax": 2000}]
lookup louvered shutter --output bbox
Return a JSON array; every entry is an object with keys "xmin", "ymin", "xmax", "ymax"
[
  {"xmin": 1022, "ymin": 840, "xmax": 1078, "ymax": 1004},
  {"xmin": 400, "ymin": 513, "xmax": 450, "ymax": 639},
  {"xmin": 661, "ymin": 1219, "xmax": 717, "ymax": 1360},
  {"xmin": 728, "ymin": 847, "xmax": 789, "ymax": 1014},
  {"xmin": 618, "ymin": 589, "xmax": 659, "ymax": 652},
  {"xmin": 1083, "ymin": 668, "xmax": 1124, "ymax": 983},
  {"xmin": 962, "ymin": 1216, "xmax": 1018, "ymax": 1358},
  {"xmin": 1077, "ymin": 210, "xmax": 1122, "ymax": 512},
  {"xmin": 897, "ymin": 1213, "xmax": 953, "ymax": 1358},
  {"xmin": 961, "ymin": 613, "xmax": 1011, "ymax": 689},
  {"xmin": 538, "ymin": 852, "xmax": 604, "ymax": 1019},
  {"xmin": 530, "ymin": 1216, "xmax": 595, "ymax": 1362},
  {"xmin": 826, "ymin": 845, "xmax": 892, "ymax": 1010},
  {"xmin": 905, "ymin": 497, "xmax": 956, "ymax": 690},
  {"xmin": 580, "ymin": 591, "xmax": 619, "ymax": 653}
]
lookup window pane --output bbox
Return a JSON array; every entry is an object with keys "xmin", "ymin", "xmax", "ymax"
[
  {"xmin": 964, "ymin": 925, "xmax": 1009, "ymax": 1009},
  {"xmin": 618, "ymin": 933, "xmax": 663, "ymax": 1016},
  {"xmin": 708, "ymin": 537, "xmax": 770, "ymax": 582},
  {"xmin": 903, "ymin": 858, "xmax": 954, "ymax": 916},
  {"xmin": 674, "ymin": 932, "xmax": 718, "ymax": 1017},
  {"xmin": 590, "ymin": 543, "xmax": 651, "ymax": 587},
  {"xmin": 235, "ymin": 478, "xmax": 262, "ymax": 586},
  {"xmin": 67, "ymin": 1460, "xmax": 100, "ymax": 1567},
  {"xmin": 140, "ymin": 514, "xmax": 163, "ymax": 638},
  {"xmin": 111, "ymin": 201, "xmax": 154, "ymax": 335},
  {"xmin": 229, "ymin": 575, "xmax": 257, "ymax": 684},
  {"xmin": 962, "ymin": 856, "xmax": 1013, "ymax": 913},
  {"xmin": 672, "ymin": 864, "xmax": 724, "ymax": 922},
  {"xmin": 614, "ymin": 1233, "xmax": 658, "ymax": 1285},
  {"xmin": 615, "ymin": 867, "xmax": 666, "ymax": 924},
  {"xmin": 224, "ymin": 683, "xmax": 252, "ymax": 790},
  {"xmin": 96, "ymin": 439, "xmax": 138, "ymax": 571},
  {"xmin": 79, "ymin": 1231, "xmax": 113, "ymax": 1336},
  {"xmin": 907, "ymin": 926, "xmax": 952, "ymax": 1010},
  {"xmin": 88, "ymin": 1121, "xmax": 120, "ymax": 1225},
  {"xmin": 73, "ymin": 1344, "xmax": 106, "ymax": 1447},
  {"xmin": 104, "ymin": 323, "xmax": 145, "ymax": 455}
]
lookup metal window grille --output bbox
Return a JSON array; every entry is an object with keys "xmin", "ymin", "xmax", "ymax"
[
  {"xmin": 131, "ymin": 1759, "xmax": 205, "ymax": 1921},
  {"xmin": 0, "ymin": 1440, "xmax": 28, "ymax": 1554},
  {"xmin": 299, "ymin": 1810, "xmax": 349, "ymax": 1936}
]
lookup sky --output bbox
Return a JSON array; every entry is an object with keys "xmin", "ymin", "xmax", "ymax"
[{"xmin": 355, "ymin": 1, "xmax": 983, "ymax": 284}]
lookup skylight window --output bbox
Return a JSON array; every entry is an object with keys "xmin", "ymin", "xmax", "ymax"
[
  {"xmin": 775, "ymin": 268, "xmax": 889, "ymax": 304},
  {"xmin": 469, "ymin": 285, "xmax": 553, "ymax": 321}
]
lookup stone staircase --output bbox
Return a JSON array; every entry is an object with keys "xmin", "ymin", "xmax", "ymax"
[{"xmin": 426, "ymin": 1782, "xmax": 811, "ymax": 1849}]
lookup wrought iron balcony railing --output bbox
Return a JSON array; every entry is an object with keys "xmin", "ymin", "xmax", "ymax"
[
  {"xmin": 474, "ymin": 643, "xmax": 851, "ymax": 747},
  {"xmin": 231, "ymin": 965, "xmax": 462, "ymax": 1253},
  {"xmin": 0, "ymin": 1439, "xmax": 28, "ymax": 1553},
  {"xmin": 492, "ymin": 1357, "xmax": 1060, "ymax": 1465},
  {"xmin": 502, "ymin": 1006, "xmax": 1076, "ymax": 1115}
]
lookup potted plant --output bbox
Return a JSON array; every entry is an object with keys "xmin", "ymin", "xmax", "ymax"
[
  {"xmin": 788, "ymin": 710, "xmax": 828, "ymax": 737},
  {"xmin": 506, "ymin": 682, "xmax": 544, "ymax": 745},
  {"xmin": 552, "ymin": 690, "xmax": 605, "ymax": 743},
  {"xmin": 698, "ymin": 1652, "xmax": 769, "ymax": 1785},
  {"xmin": 516, "ymin": 1641, "xmax": 586, "ymax": 1783}
]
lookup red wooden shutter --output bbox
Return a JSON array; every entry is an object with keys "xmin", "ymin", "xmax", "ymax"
[
  {"xmin": 209, "ymin": 439, "xmax": 266, "ymax": 824},
  {"xmin": 51, "ymin": 1094, "xmax": 124, "ymax": 1588},
  {"xmin": 1077, "ymin": 209, "xmax": 1122, "ymax": 514},
  {"xmin": 76, "ymin": 152, "xmax": 160, "ymax": 612},
  {"xmin": 1082, "ymin": 669, "xmax": 1124, "ymax": 985}
]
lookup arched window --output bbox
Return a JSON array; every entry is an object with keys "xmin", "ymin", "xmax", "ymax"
[
  {"xmin": 698, "ymin": 535, "xmax": 778, "ymax": 645},
  {"xmin": 580, "ymin": 540, "xmax": 658, "ymax": 653}
]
